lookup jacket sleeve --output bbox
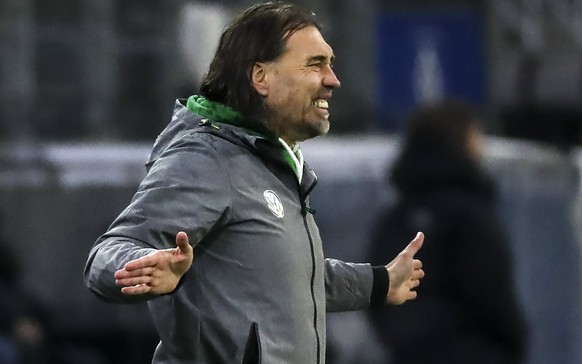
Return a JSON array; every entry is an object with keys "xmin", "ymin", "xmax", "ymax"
[
  {"xmin": 84, "ymin": 134, "xmax": 232, "ymax": 303},
  {"xmin": 324, "ymin": 258, "xmax": 388, "ymax": 312}
]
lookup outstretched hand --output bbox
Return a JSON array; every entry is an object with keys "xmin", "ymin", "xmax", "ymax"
[
  {"xmin": 114, "ymin": 231, "xmax": 194, "ymax": 295},
  {"xmin": 385, "ymin": 232, "xmax": 425, "ymax": 305}
]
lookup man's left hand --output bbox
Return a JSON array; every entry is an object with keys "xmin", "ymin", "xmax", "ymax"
[{"xmin": 385, "ymin": 232, "xmax": 425, "ymax": 305}]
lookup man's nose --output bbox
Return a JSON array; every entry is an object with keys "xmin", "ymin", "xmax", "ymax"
[{"xmin": 323, "ymin": 67, "xmax": 341, "ymax": 89}]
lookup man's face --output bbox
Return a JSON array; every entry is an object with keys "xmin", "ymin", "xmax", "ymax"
[{"xmin": 252, "ymin": 26, "xmax": 341, "ymax": 144}]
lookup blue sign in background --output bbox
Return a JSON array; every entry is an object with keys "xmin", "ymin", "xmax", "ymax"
[{"xmin": 375, "ymin": 10, "xmax": 485, "ymax": 132}]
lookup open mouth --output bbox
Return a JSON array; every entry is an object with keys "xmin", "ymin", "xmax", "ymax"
[{"xmin": 313, "ymin": 100, "xmax": 329, "ymax": 109}]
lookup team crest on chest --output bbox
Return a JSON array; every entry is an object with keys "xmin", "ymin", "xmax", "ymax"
[{"xmin": 263, "ymin": 190, "xmax": 284, "ymax": 218}]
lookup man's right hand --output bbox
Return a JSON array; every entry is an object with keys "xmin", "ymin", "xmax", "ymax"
[{"xmin": 114, "ymin": 231, "xmax": 194, "ymax": 295}]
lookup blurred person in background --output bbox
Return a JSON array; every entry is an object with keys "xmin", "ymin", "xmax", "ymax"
[
  {"xmin": 0, "ymin": 213, "xmax": 92, "ymax": 364},
  {"xmin": 84, "ymin": 2, "xmax": 424, "ymax": 364},
  {"xmin": 0, "ymin": 213, "xmax": 51, "ymax": 364},
  {"xmin": 368, "ymin": 100, "xmax": 529, "ymax": 364},
  {"xmin": 0, "ymin": 229, "xmax": 21, "ymax": 364}
]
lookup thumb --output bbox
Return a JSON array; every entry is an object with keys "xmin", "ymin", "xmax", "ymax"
[
  {"xmin": 404, "ymin": 232, "xmax": 424, "ymax": 256},
  {"xmin": 175, "ymin": 231, "xmax": 192, "ymax": 254}
]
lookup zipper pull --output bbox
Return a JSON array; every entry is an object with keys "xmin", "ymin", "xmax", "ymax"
[
  {"xmin": 302, "ymin": 205, "xmax": 316, "ymax": 215},
  {"xmin": 199, "ymin": 119, "xmax": 221, "ymax": 130}
]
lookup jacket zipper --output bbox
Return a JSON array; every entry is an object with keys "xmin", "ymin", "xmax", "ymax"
[
  {"xmin": 302, "ymin": 211, "xmax": 321, "ymax": 364},
  {"xmin": 299, "ymin": 170, "xmax": 320, "ymax": 364},
  {"xmin": 298, "ymin": 171, "xmax": 325, "ymax": 364}
]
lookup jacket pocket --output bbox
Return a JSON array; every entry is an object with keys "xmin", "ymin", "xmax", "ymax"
[{"xmin": 241, "ymin": 322, "xmax": 262, "ymax": 364}]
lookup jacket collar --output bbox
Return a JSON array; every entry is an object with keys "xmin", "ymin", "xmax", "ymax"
[
  {"xmin": 186, "ymin": 95, "xmax": 274, "ymax": 140},
  {"xmin": 186, "ymin": 96, "xmax": 307, "ymax": 184}
]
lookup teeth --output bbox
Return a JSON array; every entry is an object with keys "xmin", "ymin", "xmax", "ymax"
[{"xmin": 313, "ymin": 100, "xmax": 328, "ymax": 109}]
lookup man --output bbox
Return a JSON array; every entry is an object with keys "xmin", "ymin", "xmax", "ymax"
[{"xmin": 84, "ymin": 2, "xmax": 425, "ymax": 363}]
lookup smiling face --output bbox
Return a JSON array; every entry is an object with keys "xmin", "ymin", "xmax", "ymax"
[{"xmin": 251, "ymin": 26, "xmax": 341, "ymax": 145}]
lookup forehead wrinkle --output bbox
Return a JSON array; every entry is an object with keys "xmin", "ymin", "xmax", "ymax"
[{"xmin": 283, "ymin": 27, "xmax": 334, "ymax": 59}]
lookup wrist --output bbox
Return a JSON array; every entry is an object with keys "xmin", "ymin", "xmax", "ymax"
[{"xmin": 370, "ymin": 265, "xmax": 389, "ymax": 306}]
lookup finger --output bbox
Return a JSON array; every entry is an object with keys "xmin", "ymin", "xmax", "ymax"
[
  {"xmin": 413, "ymin": 268, "xmax": 425, "ymax": 280},
  {"xmin": 116, "ymin": 276, "xmax": 152, "ymax": 287},
  {"xmin": 408, "ymin": 290, "xmax": 418, "ymax": 300},
  {"xmin": 413, "ymin": 259, "xmax": 423, "ymax": 269},
  {"xmin": 114, "ymin": 269, "xmax": 127, "ymax": 279},
  {"xmin": 176, "ymin": 231, "xmax": 192, "ymax": 254},
  {"xmin": 121, "ymin": 284, "xmax": 151, "ymax": 295},
  {"xmin": 410, "ymin": 279, "xmax": 420, "ymax": 289},
  {"xmin": 114, "ymin": 267, "xmax": 154, "ymax": 279},
  {"xmin": 403, "ymin": 232, "xmax": 424, "ymax": 256},
  {"xmin": 124, "ymin": 254, "xmax": 158, "ymax": 271}
]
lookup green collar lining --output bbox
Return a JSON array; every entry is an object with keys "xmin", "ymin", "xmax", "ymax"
[
  {"xmin": 186, "ymin": 95, "xmax": 271, "ymax": 138},
  {"xmin": 187, "ymin": 95, "xmax": 245, "ymax": 124},
  {"xmin": 186, "ymin": 95, "xmax": 304, "ymax": 181}
]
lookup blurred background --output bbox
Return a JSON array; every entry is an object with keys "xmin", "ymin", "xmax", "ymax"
[{"xmin": 1, "ymin": 0, "xmax": 582, "ymax": 363}]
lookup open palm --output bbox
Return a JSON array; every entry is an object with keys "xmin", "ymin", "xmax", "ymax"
[{"xmin": 114, "ymin": 231, "xmax": 194, "ymax": 295}]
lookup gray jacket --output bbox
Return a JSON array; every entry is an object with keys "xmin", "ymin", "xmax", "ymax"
[{"xmin": 84, "ymin": 100, "xmax": 387, "ymax": 364}]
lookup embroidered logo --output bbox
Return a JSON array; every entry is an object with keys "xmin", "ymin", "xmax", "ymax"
[{"xmin": 263, "ymin": 190, "xmax": 284, "ymax": 218}]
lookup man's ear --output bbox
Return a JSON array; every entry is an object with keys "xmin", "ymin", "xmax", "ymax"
[{"xmin": 251, "ymin": 62, "xmax": 269, "ymax": 96}]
